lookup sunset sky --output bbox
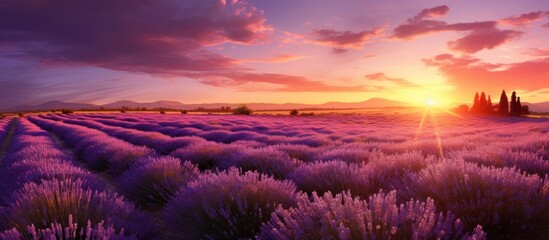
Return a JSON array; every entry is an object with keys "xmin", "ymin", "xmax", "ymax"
[{"xmin": 1, "ymin": 0, "xmax": 548, "ymax": 109}]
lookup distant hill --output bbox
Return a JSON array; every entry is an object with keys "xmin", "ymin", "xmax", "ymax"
[
  {"xmin": 527, "ymin": 101, "xmax": 549, "ymax": 113},
  {"xmin": 318, "ymin": 98, "xmax": 407, "ymax": 109},
  {"xmin": 102, "ymin": 100, "xmax": 186, "ymax": 109},
  {"xmin": 5, "ymin": 98, "xmax": 411, "ymax": 112},
  {"xmin": 8, "ymin": 101, "xmax": 99, "ymax": 112}
]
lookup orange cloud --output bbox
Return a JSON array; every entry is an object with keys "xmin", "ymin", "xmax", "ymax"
[
  {"xmin": 364, "ymin": 72, "xmax": 418, "ymax": 87},
  {"xmin": 525, "ymin": 48, "xmax": 549, "ymax": 57},
  {"xmin": 244, "ymin": 54, "xmax": 308, "ymax": 63},
  {"xmin": 424, "ymin": 54, "xmax": 549, "ymax": 97},
  {"xmin": 198, "ymin": 72, "xmax": 377, "ymax": 92}
]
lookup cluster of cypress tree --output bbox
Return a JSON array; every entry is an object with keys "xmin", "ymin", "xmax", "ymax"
[
  {"xmin": 498, "ymin": 90, "xmax": 528, "ymax": 115},
  {"xmin": 470, "ymin": 92, "xmax": 493, "ymax": 114},
  {"xmin": 470, "ymin": 90, "xmax": 528, "ymax": 116}
]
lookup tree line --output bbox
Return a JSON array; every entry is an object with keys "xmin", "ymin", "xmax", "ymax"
[{"xmin": 454, "ymin": 90, "xmax": 529, "ymax": 116}]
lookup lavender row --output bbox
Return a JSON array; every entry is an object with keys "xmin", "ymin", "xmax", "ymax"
[
  {"xmin": 160, "ymin": 167, "xmax": 486, "ymax": 239},
  {"xmin": 73, "ymin": 113, "xmax": 549, "ymax": 239},
  {"xmin": 30, "ymin": 116, "xmax": 156, "ymax": 175},
  {"xmin": 0, "ymin": 119, "xmax": 155, "ymax": 239},
  {"xmin": 55, "ymin": 113, "xmax": 340, "ymax": 147},
  {"xmin": 40, "ymin": 114, "xmax": 307, "ymax": 180},
  {"xmin": 29, "ymin": 116, "xmax": 203, "ymax": 212},
  {"xmin": 29, "ymin": 115, "xmax": 426, "ymax": 238},
  {"xmin": 0, "ymin": 119, "xmax": 104, "ymax": 199},
  {"xmin": 39, "ymin": 114, "xmax": 203, "ymax": 154},
  {"xmin": 75, "ymin": 113, "xmax": 549, "ymax": 174},
  {"xmin": 44, "ymin": 113, "xmax": 549, "ymax": 179},
  {"xmin": 73, "ymin": 113, "xmax": 548, "ymax": 156},
  {"xmin": 0, "ymin": 118, "xmax": 11, "ymax": 146}
]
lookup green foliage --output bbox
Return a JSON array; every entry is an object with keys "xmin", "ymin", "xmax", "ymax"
[
  {"xmin": 290, "ymin": 109, "xmax": 299, "ymax": 116},
  {"xmin": 233, "ymin": 105, "xmax": 252, "ymax": 115},
  {"xmin": 522, "ymin": 105, "xmax": 530, "ymax": 115},
  {"xmin": 61, "ymin": 108, "xmax": 74, "ymax": 114}
]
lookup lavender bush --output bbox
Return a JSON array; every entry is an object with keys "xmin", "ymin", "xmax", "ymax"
[
  {"xmin": 170, "ymin": 142, "xmax": 244, "ymax": 170},
  {"xmin": 397, "ymin": 160, "xmax": 549, "ymax": 239},
  {"xmin": 1, "ymin": 161, "xmax": 103, "ymax": 196},
  {"xmin": 273, "ymin": 144, "xmax": 320, "ymax": 162},
  {"xmin": 288, "ymin": 161, "xmax": 383, "ymax": 198},
  {"xmin": 118, "ymin": 156, "xmax": 199, "ymax": 209},
  {"xmin": 218, "ymin": 146, "xmax": 303, "ymax": 179},
  {"xmin": 0, "ymin": 215, "xmax": 133, "ymax": 240},
  {"xmin": 258, "ymin": 190, "xmax": 486, "ymax": 240},
  {"xmin": 0, "ymin": 179, "xmax": 158, "ymax": 239},
  {"xmin": 163, "ymin": 168, "xmax": 299, "ymax": 239}
]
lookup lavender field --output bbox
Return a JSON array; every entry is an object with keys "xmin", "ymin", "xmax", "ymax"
[{"xmin": 0, "ymin": 112, "xmax": 548, "ymax": 239}]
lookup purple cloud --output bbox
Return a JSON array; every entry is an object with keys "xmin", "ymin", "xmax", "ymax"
[
  {"xmin": 409, "ymin": 5, "xmax": 450, "ymax": 22},
  {"xmin": 499, "ymin": 11, "xmax": 549, "ymax": 27},
  {"xmin": 311, "ymin": 28, "xmax": 382, "ymax": 52},
  {"xmin": 0, "ymin": 0, "xmax": 271, "ymax": 76},
  {"xmin": 447, "ymin": 29, "xmax": 522, "ymax": 54},
  {"xmin": 392, "ymin": 5, "xmax": 522, "ymax": 54}
]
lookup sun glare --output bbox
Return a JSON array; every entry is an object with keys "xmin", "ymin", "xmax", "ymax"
[{"xmin": 427, "ymin": 99, "xmax": 435, "ymax": 106}]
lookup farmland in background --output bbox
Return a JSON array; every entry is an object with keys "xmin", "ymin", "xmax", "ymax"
[{"xmin": 0, "ymin": 111, "xmax": 548, "ymax": 239}]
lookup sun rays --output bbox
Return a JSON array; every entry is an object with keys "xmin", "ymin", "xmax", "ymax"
[{"xmin": 415, "ymin": 103, "xmax": 463, "ymax": 158}]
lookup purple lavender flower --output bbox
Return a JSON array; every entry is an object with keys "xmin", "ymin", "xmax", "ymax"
[
  {"xmin": 0, "ymin": 215, "xmax": 134, "ymax": 240},
  {"xmin": 397, "ymin": 159, "xmax": 549, "ymax": 239},
  {"xmin": 259, "ymin": 190, "xmax": 486, "ymax": 240},
  {"xmin": 289, "ymin": 160, "xmax": 385, "ymax": 198},
  {"xmin": 0, "ymin": 179, "xmax": 159, "ymax": 238},
  {"xmin": 163, "ymin": 168, "xmax": 299, "ymax": 239},
  {"xmin": 170, "ymin": 142, "xmax": 243, "ymax": 170},
  {"xmin": 118, "ymin": 156, "xmax": 199, "ymax": 209},
  {"xmin": 218, "ymin": 146, "xmax": 303, "ymax": 179}
]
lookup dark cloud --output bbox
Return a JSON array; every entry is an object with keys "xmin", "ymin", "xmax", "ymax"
[
  {"xmin": 0, "ymin": 0, "xmax": 371, "ymax": 95},
  {"xmin": 392, "ymin": 5, "xmax": 522, "ymax": 54},
  {"xmin": 0, "ymin": 0, "xmax": 271, "ymax": 76}
]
